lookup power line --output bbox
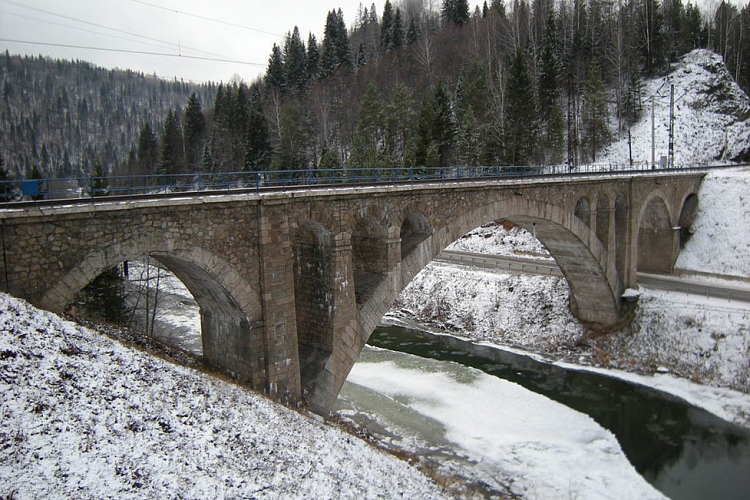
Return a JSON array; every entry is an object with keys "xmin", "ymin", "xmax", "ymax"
[
  {"xmin": 123, "ymin": 0, "xmax": 283, "ymax": 37},
  {"xmin": 0, "ymin": 8, "xmax": 220, "ymax": 60},
  {"xmin": 0, "ymin": 0, "xmax": 226, "ymax": 60},
  {"xmin": 0, "ymin": 39, "xmax": 265, "ymax": 68}
]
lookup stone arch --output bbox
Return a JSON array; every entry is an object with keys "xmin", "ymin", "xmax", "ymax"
[
  {"xmin": 351, "ymin": 206, "xmax": 391, "ymax": 305},
  {"xmin": 292, "ymin": 220, "xmax": 336, "ymax": 389},
  {"xmin": 678, "ymin": 193, "xmax": 699, "ymax": 249},
  {"xmin": 575, "ymin": 197, "xmax": 591, "ymax": 227},
  {"xmin": 433, "ymin": 198, "xmax": 618, "ymax": 326},
  {"xmin": 39, "ymin": 238, "xmax": 266, "ymax": 388},
  {"xmin": 636, "ymin": 194, "xmax": 674, "ymax": 273},
  {"xmin": 596, "ymin": 193, "xmax": 610, "ymax": 248},
  {"xmin": 399, "ymin": 207, "xmax": 433, "ymax": 261}
]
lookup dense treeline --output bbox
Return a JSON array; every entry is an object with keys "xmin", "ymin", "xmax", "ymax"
[
  {"xmin": 0, "ymin": 53, "xmax": 215, "ymax": 179},
  {"xmin": 187, "ymin": 0, "xmax": 749, "ymax": 173},
  {"xmin": 1, "ymin": 0, "xmax": 749, "ymax": 180}
]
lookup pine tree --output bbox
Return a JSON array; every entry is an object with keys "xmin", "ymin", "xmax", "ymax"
[
  {"xmin": 320, "ymin": 10, "xmax": 353, "ymax": 78},
  {"xmin": 432, "ymin": 80, "xmax": 457, "ymax": 165},
  {"xmin": 406, "ymin": 18, "xmax": 419, "ymax": 45},
  {"xmin": 392, "ymin": 8, "xmax": 404, "ymax": 50},
  {"xmin": 183, "ymin": 92, "xmax": 205, "ymax": 172},
  {"xmin": 91, "ymin": 159, "xmax": 108, "ymax": 196},
  {"xmin": 307, "ymin": 33, "xmax": 320, "ymax": 82},
  {"xmin": 159, "ymin": 109, "xmax": 185, "ymax": 175},
  {"xmin": 137, "ymin": 122, "xmax": 158, "ymax": 175},
  {"xmin": 504, "ymin": 49, "xmax": 537, "ymax": 165},
  {"xmin": 456, "ymin": 105, "xmax": 481, "ymax": 165},
  {"xmin": 245, "ymin": 95, "xmax": 272, "ymax": 171},
  {"xmin": 582, "ymin": 61, "xmax": 610, "ymax": 162},
  {"xmin": 266, "ymin": 44, "xmax": 286, "ymax": 91},
  {"xmin": 381, "ymin": 0, "xmax": 394, "ymax": 52},
  {"xmin": 284, "ymin": 27, "xmax": 308, "ymax": 93},
  {"xmin": 443, "ymin": 0, "xmax": 471, "ymax": 26}
]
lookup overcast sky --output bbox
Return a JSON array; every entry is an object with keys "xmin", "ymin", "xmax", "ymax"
[
  {"xmin": 1, "ymin": 1, "xmax": 742, "ymax": 84},
  {"xmin": 0, "ymin": 0, "xmax": 381, "ymax": 83}
]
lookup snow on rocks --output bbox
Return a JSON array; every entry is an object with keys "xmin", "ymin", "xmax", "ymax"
[
  {"xmin": 0, "ymin": 294, "xmax": 450, "ymax": 499},
  {"xmin": 599, "ymin": 49, "xmax": 750, "ymax": 165}
]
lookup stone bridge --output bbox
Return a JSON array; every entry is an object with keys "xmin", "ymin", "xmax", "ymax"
[{"xmin": 0, "ymin": 172, "xmax": 703, "ymax": 414}]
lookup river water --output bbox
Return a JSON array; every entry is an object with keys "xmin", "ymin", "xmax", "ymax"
[{"xmin": 334, "ymin": 323, "xmax": 750, "ymax": 499}]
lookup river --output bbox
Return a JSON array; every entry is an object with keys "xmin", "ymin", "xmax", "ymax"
[{"xmin": 334, "ymin": 323, "xmax": 750, "ymax": 499}]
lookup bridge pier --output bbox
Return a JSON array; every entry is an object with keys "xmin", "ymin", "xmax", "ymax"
[{"xmin": 257, "ymin": 202, "xmax": 301, "ymax": 406}]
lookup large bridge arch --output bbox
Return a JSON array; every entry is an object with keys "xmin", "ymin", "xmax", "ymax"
[
  {"xmin": 305, "ymin": 195, "xmax": 623, "ymax": 414},
  {"xmin": 636, "ymin": 192, "xmax": 676, "ymax": 273},
  {"xmin": 39, "ymin": 236, "xmax": 267, "ymax": 389}
]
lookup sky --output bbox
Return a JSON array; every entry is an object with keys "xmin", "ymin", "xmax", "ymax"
[
  {"xmin": 0, "ymin": 0, "xmax": 379, "ymax": 83},
  {"xmin": 0, "ymin": 1, "xmax": 743, "ymax": 84}
]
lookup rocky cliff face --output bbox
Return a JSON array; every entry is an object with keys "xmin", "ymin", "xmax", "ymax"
[{"xmin": 600, "ymin": 49, "xmax": 750, "ymax": 165}]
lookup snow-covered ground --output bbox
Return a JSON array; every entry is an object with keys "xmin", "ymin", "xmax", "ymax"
[{"xmin": 0, "ymin": 293, "xmax": 451, "ymax": 499}]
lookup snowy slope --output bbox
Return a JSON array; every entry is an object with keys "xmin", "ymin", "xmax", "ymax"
[
  {"xmin": 675, "ymin": 167, "xmax": 750, "ymax": 277},
  {"xmin": 0, "ymin": 294, "xmax": 450, "ymax": 499},
  {"xmin": 599, "ymin": 49, "xmax": 750, "ymax": 165}
]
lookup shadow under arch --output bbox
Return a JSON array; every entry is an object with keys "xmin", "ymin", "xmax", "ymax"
[
  {"xmin": 39, "ymin": 238, "xmax": 267, "ymax": 389},
  {"xmin": 636, "ymin": 192, "xmax": 675, "ymax": 273}
]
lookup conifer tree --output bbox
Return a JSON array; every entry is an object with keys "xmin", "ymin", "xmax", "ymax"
[
  {"xmin": 266, "ymin": 44, "xmax": 286, "ymax": 92},
  {"xmin": 504, "ymin": 49, "xmax": 537, "ymax": 165},
  {"xmin": 406, "ymin": 18, "xmax": 419, "ymax": 45},
  {"xmin": 319, "ymin": 10, "xmax": 352, "ymax": 78},
  {"xmin": 392, "ymin": 8, "xmax": 405, "ymax": 50},
  {"xmin": 183, "ymin": 92, "xmax": 205, "ymax": 172},
  {"xmin": 432, "ymin": 80, "xmax": 457, "ymax": 165},
  {"xmin": 137, "ymin": 122, "xmax": 158, "ymax": 175},
  {"xmin": 381, "ymin": 0, "xmax": 394, "ymax": 52},
  {"xmin": 307, "ymin": 34, "xmax": 320, "ymax": 82},
  {"xmin": 284, "ymin": 27, "xmax": 308, "ymax": 93},
  {"xmin": 245, "ymin": 94, "xmax": 272, "ymax": 171},
  {"xmin": 443, "ymin": 0, "xmax": 471, "ymax": 26},
  {"xmin": 582, "ymin": 61, "xmax": 611, "ymax": 162},
  {"xmin": 159, "ymin": 109, "xmax": 185, "ymax": 175}
]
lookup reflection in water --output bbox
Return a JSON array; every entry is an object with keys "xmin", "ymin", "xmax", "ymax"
[{"xmin": 364, "ymin": 325, "xmax": 750, "ymax": 500}]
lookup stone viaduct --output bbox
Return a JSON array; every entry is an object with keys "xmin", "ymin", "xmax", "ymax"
[{"xmin": 0, "ymin": 172, "xmax": 703, "ymax": 414}]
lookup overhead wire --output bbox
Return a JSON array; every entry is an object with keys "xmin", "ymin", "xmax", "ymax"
[
  {"xmin": 0, "ymin": 0, "xmax": 269, "ymax": 68},
  {"xmin": 0, "ymin": 39, "xmax": 265, "ymax": 67},
  {"xmin": 122, "ymin": 0, "xmax": 283, "ymax": 38}
]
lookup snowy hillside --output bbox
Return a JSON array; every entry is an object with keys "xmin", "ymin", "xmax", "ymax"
[
  {"xmin": 599, "ymin": 49, "xmax": 750, "ymax": 165},
  {"xmin": 0, "ymin": 294, "xmax": 449, "ymax": 499}
]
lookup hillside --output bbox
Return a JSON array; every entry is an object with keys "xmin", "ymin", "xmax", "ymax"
[
  {"xmin": 0, "ymin": 293, "xmax": 450, "ymax": 499},
  {"xmin": 0, "ymin": 53, "xmax": 215, "ymax": 179}
]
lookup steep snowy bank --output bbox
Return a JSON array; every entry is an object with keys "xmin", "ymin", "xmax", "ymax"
[
  {"xmin": 599, "ymin": 49, "xmax": 750, "ymax": 165},
  {"xmin": 0, "ymin": 294, "xmax": 449, "ymax": 499}
]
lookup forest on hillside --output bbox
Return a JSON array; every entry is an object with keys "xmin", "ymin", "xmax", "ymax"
[{"xmin": 1, "ymin": 0, "xmax": 749, "ymax": 181}]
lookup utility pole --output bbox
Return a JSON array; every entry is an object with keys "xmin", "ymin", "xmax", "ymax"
[
  {"xmin": 628, "ymin": 129, "xmax": 633, "ymax": 167},
  {"xmin": 651, "ymin": 95, "xmax": 655, "ymax": 169},
  {"xmin": 668, "ymin": 84, "xmax": 675, "ymax": 169}
]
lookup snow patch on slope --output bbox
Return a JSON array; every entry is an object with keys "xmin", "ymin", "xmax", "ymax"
[
  {"xmin": 0, "ymin": 294, "xmax": 449, "ymax": 499},
  {"xmin": 599, "ymin": 49, "xmax": 750, "ymax": 165}
]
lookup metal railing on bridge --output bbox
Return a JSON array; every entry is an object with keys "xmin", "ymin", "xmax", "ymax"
[{"xmin": 0, "ymin": 162, "xmax": 728, "ymax": 207}]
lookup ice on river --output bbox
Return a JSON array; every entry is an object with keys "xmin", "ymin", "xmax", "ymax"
[{"xmin": 344, "ymin": 348, "xmax": 666, "ymax": 500}]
